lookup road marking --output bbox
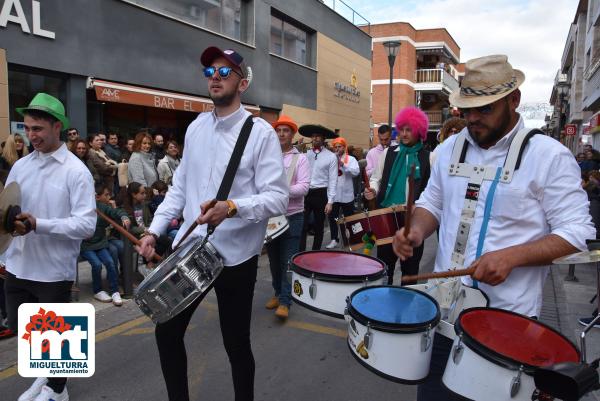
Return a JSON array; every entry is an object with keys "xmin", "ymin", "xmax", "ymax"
[
  {"xmin": 96, "ymin": 315, "xmax": 149, "ymax": 341},
  {"xmin": 285, "ymin": 320, "xmax": 347, "ymax": 338},
  {"xmin": 0, "ymin": 366, "xmax": 17, "ymax": 381}
]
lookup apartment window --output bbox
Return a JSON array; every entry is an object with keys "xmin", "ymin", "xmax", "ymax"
[
  {"xmin": 123, "ymin": 0, "xmax": 253, "ymax": 43},
  {"xmin": 270, "ymin": 12, "xmax": 311, "ymax": 66}
]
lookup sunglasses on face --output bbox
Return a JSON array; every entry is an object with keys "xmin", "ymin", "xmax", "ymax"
[
  {"xmin": 459, "ymin": 104, "xmax": 494, "ymax": 116},
  {"xmin": 203, "ymin": 66, "xmax": 243, "ymax": 79}
]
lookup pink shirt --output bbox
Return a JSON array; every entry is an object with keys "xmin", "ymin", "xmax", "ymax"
[
  {"xmin": 366, "ymin": 144, "xmax": 386, "ymax": 177},
  {"xmin": 284, "ymin": 148, "xmax": 310, "ymax": 216}
]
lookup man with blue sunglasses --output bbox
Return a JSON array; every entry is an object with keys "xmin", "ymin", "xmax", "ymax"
[{"xmin": 138, "ymin": 46, "xmax": 288, "ymax": 401}]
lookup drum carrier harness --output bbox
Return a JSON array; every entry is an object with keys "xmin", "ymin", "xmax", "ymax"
[{"xmin": 447, "ymin": 128, "xmax": 543, "ymax": 279}]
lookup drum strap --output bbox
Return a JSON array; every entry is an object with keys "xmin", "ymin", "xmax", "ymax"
[
  {"xmin": 447, "ymin": 128, "xmax": 540, "ymax": 271},
  {"xmin": 286, "ymin": 154, "xmax": 300, "ymax": 187},
  {"xmin": 215, "ymin": 115, "xmax": 255, "ymax": 201}
]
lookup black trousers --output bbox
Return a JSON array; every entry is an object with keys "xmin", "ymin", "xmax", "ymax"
[
  {"xmin": 328, "ymin": 201, "xmax": 354, "ymax": 242},
  {"xmin": 155, "ymin": 256, "xmax": 258, "ymax": 401},
  {"xmin": 300, "ymin": 188, "xmax": 328, "ymax": 251},
  {"xmin": 377, "ymin": 243, "xmax": 424, "ymax": 285},
  {"xmin": 5, "ymin": 272, "xmax": 72, "ymax": 393}
]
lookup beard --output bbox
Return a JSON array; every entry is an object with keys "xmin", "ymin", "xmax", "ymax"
[
  {"xmin": 209, "ymin": 90, "xmax": 237, "ymax": 107},
  {"xmin": 467, "ymin": 102, "xmax": 511, "ymax": 148}
]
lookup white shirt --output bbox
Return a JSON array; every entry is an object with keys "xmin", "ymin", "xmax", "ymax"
[
  {"xmin": 369, "ymin": 147, "xmax": 411, "ymax": 202},
  {"xmin": 149, "ymin": 106, "xmax": 288, "ymax": 266},
  {"xmin": 5, "ymin": 144, "xmax": 96, "ymax": 282},
  {"xmin": 334, "ymin": 155, "xmax": 360, "ymax": 203},
  {"xmin": 416, "ymin": 117, "xmax": 595, "ymax": 317},
  {"xmin": 306, "ymin": 147, "xmax": 337, "ymax": 203}
]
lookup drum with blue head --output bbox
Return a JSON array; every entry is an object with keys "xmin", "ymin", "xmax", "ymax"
[{"xmin": 345, "ymin": 285, "xmax": 440, "ymax": 383}]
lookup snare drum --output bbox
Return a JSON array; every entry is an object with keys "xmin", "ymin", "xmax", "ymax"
[
  {"xmin": 443, "ymin": 308, "xmax": 580, "ymax": 401},
  {"xmin": 289, "ymin": 250, "xmax": 386, "ymax": 318},
  {"xmin": 135, "ymin": 237, "xmax": 224, "ymax": 324},
  {"xmin": 337, "ymin": 206, "xmax": 405, "ymax": 251},
  {"xmin": 409, "ymin": 279, "xmax": 488, "ymax": 339},
  {"xmin": 345, "ymin": 286, "xmax": 441, "ymax": 383},
  {"xmin": 264, "ymin": 215, "xmax": 289, "ymax": 244}
]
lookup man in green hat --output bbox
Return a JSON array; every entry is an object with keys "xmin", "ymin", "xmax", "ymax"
[{"xmin": 6, "ymin": 93, "xmax": 96, "ymax": 401}]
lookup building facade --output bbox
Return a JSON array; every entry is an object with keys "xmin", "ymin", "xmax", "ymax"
[
  {"xmin": 0, "ymin": 0, "xmax": 372, "ymax": 147},
  {"xmin": 549, "ymin": 0, "xmax": 600, "ymax": 152},
  {"xmin": 362, "ymin": 22, "xmax": 461, "ymax": 145}
]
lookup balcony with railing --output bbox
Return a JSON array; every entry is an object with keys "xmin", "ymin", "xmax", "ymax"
[
  {"xmin": 424, "ymin": 111, "xmax": 443, "ymax": 127},
  {"xmin": 414, "ymin": 68, "xmax": 459, "ymax": 94},
  {"xmin": 319, "ymin": 0, "xmax": 370, "ymax": 31}
]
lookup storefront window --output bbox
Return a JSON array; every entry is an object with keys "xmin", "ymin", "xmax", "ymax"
[
  {"xmin": 122, "ymin": 0, "xmax": 253, "ymax": 43},
  {"xmin": 270, "ymin": 12, "xmax": 310, "ymax": 67},
  {"xmin": 8, "ymin": 68, "xmax": 67, "ymax": 128}
]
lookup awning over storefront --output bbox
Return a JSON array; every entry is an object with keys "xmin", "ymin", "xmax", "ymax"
[{"xmin": 87, "ymin": 78, "xmax": 260, "ymax": 115}]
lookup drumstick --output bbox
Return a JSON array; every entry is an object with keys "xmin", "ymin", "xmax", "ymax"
[
  {"xmin": 173, "ymin": 199, "xmax": 218, "ymax": 250},
  {"xmin": 400, "ymin": 266, "xmax": 476, "ymax": 284},
  {"xmin": 358, "ymin": 159, "xmax": 377, "ymax": 211},
  {"xmin": 404, "ymin": 164, "xmax": 416, "ymax": 237},
  {"xmin": 95, "ymin": 208, "xmax": 162, "ymax": 262}
]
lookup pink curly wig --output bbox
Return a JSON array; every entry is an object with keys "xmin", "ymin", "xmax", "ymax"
[{"xmin": 394, "ymin": 106, "xmax": 429, "ymax": 142}]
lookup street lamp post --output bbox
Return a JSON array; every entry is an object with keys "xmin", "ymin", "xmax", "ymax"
[{"xmin": 383, "ymin": 40, "xmax": 401, "ymax": 131}]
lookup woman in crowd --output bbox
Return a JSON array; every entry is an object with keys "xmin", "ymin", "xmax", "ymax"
[
  {"xmin": 88, "ymin": 132, "xmax": 118, "ymax": 190},
  {"xmin": 157, "ymin": 140, "xmax": 180, "ymax": 185},
  {"xmin": 71, "ymin": 139, "xmax": 100, "ymax": 183},
  {"xmin": 0, "ymin": 134, "xmax": 29, "ymax": 172},
  {"xmin": 128, "ymin": 132, "xmax": 158, "ymax": 188}
]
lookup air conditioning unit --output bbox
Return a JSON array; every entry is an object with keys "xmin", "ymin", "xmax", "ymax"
[
  {"xmin": 423, "ymin": 94, "xmax": 437, "ymax": 103},
  {"xmin": 190, "ymin": 5, "xmax": 199, "ymax": 18}
]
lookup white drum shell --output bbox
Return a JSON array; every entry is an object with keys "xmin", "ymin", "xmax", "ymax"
[
  {"xmin": 346, "ymin": 315, "xmax": 435, "ymax": 383},
  {"xmin": 264, "ymin": 215, "xmax": 289, "ymax": 244},
  {"xmin": 290, "ymin": 271, "xmax": 385, "ymax": 318},
  {"xmin": 409, "ymin": 282, "xmax": 488, "ymax": 339},
  {"xmin": 442, "ymin": 336, "xmax": 535, "ymax": 401}
]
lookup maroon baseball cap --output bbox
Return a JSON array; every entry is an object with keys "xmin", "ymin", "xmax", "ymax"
[{"xmin": 201, "ymin": 46, "xmax": 245, "ymax": 70}]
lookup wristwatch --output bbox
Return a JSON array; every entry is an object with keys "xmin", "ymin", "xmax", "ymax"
[
  {"xmin": 226, "ymin": 200, "xmax": 237, "ymax": 218},
  {"xmin": 146, "ymin": 230, "xmax": 159, "ymax": 241}
]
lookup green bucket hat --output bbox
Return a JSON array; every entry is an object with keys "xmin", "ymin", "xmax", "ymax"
[{"xmin": 16, "ymin": 93, "xmax": 70, "ymax": 130}]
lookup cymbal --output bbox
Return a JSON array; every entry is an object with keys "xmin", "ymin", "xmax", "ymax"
[
  {"xmin": 0, "ymin": 182, "xmax": 21, "ymax": 253},
  {"xmin": 553, "ymin": 250, "xmax": 600, "ymax": 265}
]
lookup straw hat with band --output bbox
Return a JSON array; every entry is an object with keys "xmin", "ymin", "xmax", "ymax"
[
  {"xmin": 298, "ymin": 124, "xmax": 338, "ymax": 139},
  {"xmin": 272, "ymin": 115, "xmax": 298, "ymax": 133},
  {"xmin": 16, "ymin": 93, "xmax": 70, "ymax": 130},
  {"xmin": 449, "ymin": 55, "xmax": 525, "ymax": 109}
]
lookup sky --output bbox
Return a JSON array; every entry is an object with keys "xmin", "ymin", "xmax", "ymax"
[{"xmin": 339, "ymin": 0, "xmax": 579, "ymax": 105}]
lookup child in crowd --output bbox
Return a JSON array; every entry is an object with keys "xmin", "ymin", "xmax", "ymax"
[
  {"xmin": 150, "ymin": 180, "xmax": 180, "ymax": 240},
  {"xmin": 81, "ymin": 183, "xmax": 131, "ymax": 306}
]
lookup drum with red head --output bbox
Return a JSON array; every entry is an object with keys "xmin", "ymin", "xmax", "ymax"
[
  {"xmin": 289, "ymin": 250, "xmax": 387, "ymax": 318},
  {"xmin": 443, "ymin": 307, "xmax": 580, "ymax": 401},
  {"xmin": 337, "ymin": 206, "xmax": 405, "ymax": 251}
]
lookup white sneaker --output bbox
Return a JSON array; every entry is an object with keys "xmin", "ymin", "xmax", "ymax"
[
  {"xmin": 93, "ymin": 290, "xmax": 112, "ymax": 303},
  {"xmin": 325, "ymin": 239, "xmax": 339, "ymax": 249},
  {"xmin": 112, "ymin": 292, "xmax": 123, "ymax": 306},
  {"xmin": 33, "ymin": 385, "xmax": 69, "ymax": 401},
  {"xmin": 18, "ymin": 377, "xmax": 48, "ymax": 401}
]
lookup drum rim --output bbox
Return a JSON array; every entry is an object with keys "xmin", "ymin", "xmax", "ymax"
[
  {"xmin": 345, "ymin": 339, "xmax": 429, "ymax": 384},
  {"xmin": 347, "ymin": 285, "xmax": 441, "ymax": 333},
  {"xmin": 455, "ymin": 307, "xmax": 580, "ymax": 374},
  {"xmin": 338, "ymin": 206, "xmax": 406, "ymax": 224},
  {"xmin": 290, "ymin": 250, "xmax": 387, "ymax": 282},
  {"xmin": 291, "ymin": 297, "xmax": 344, "ymax": 319}
]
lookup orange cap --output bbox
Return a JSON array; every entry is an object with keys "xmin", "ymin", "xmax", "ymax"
[{"xmin": 271, "ymin": 115, "xmax": 298, "ymax": 134}]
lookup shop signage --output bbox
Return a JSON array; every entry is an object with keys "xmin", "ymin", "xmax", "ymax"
[
  {"xmin": 0, "ymin": 0, "xmax": 55, "ymax": 39},
  {"xmin": 334, "ymin": 71, "xmax": 360, "ymax": 103},
  {"xmin": 565, "ymin": 124, "xmax": 577, "ymax": 136}
]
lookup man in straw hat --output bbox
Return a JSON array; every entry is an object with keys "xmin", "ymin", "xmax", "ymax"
[
  {"xmin": 298, "ymin": 124, "xmax": 338, "ymax": 251},
  {"xmin": 137, "ymin": 46, "xmax": 288, "ymax": 401},
  {"xmin": 6, "ymin": 93, "xmax": 96, "ymax": 401},
  {"xmin": 264, "ymin": 115, "xmax": 310, "ymax": 319},
  {"xmin": 393, "ymin": 55, "xmax": 595, "ymax": 400}
]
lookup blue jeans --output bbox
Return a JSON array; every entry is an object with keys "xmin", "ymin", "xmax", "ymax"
[
  {"xmin": 81, "ymin": 248, "xmax": 119, "ymax": 294},
  {"xmin": 108, "ymin": 239, "xmax": 124, "ymax": 273},
  {"xmin": 266, "ymin": 213, "xmax": 303, "ymax": 306}
]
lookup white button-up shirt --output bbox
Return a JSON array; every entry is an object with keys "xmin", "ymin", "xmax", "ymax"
[
  {"xmin": 306, "ymin": 147, "xmax": 337, "ymax": 203},
  {"xmin": 417, "ymin": 117, "xmax": 595, "ymax": 317},
  {"xmin": 5, "ymin": 143, "xmax": 96, "ymax": 282},
  {"xmin": 149, "ymin": 106, "xmax": 288, "ymax": 266},
  {"xmin": 334, "ymin": 155, "xmax": 360, "ymax": 203}
]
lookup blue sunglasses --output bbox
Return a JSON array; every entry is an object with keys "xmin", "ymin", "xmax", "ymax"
[{"xmin": 203, "ymin": 66, "xmax": 243, "ymax": 79}]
